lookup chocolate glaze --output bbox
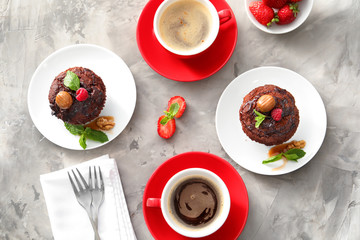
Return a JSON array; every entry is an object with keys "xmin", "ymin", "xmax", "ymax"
[{"xmin": 173, "ymin": 179, "xmax": 218, "ymax": 226}]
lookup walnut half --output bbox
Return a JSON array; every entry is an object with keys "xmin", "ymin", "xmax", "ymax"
[
  {"xmin": 96, "ymin": 117, "xmax": 115, "ymax": 130},
  {"xmin": 284, "ymin": 140, "xmax": 306, "ymax": 152}
]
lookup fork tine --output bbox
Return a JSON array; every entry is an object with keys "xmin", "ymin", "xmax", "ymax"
[
  {"xmin": 71, "ymin": 169, "xmax": 84, "ymax": 191},
  {"xmin": 98, "ymin": 166, "xmax": 104, "ymax": 191},
  {"xmin": 76, "ymin": 168, "xmax": 89, "ymax": 189},
  {"xmin": 94, "ymin": 166, "xmax": 99, "ymax": 189},
  {"xmin": 67, "ymin": 172, "xmax": 80, "ymax": 196},
  {"xmin": 88, "ymin": 166, "xmax": 93, "ymax": 189}
]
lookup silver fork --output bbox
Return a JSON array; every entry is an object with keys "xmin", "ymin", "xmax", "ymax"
[
  {"xmin": 88, "ymin": 166, "xmax": 105, "ymax": 229},
  {"xmin": 68, "ymin": 169, "xmax": 101, "ymax": 240}
]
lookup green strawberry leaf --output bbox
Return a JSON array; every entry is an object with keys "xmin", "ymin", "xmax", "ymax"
[
  {"xmin": 79, "ymin": 134, "xmax": 87, "ymax": 149},
  {"xmin": 64, "ymin": 122, "xmax": 84, "ymax": 135},
  {"xmin": 63, "ymin": 71, "xmax": 80, "ymax": 91},
  {"xmin": 83, "ymin": 127, "xmax": 109, "ymax": 143}
]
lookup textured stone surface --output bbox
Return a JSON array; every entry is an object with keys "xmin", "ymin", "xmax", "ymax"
[{"xmin": 0, "ymin": 0, "xmax": 359, "ymax": 239}]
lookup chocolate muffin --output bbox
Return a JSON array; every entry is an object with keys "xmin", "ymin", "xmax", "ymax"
[
  {"xmin": 239, "ymin": 85, "xmax": 299, "ymax": 146},
  {"xmin": 48, "ymin": 67, "xmax": 106, "ymax": 125}
]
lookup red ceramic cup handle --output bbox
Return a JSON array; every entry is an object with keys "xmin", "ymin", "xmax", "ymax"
[
  {"xmin": 146, "ymin": 198, "xmax": 161, "ymax": 208},
  {"xmin": 218, "ymin": 9, "xmax": 232, "ymax": 25}
]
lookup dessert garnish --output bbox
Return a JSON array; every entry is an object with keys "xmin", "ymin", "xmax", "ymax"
[
  {"xmin": 271, "ymin": 108, "xmax": 282, "ymax": 121},
  {"xmin": 263, "ymin": 140, "xmax": 306, "ymax": 164},
  {"xmin": 63, "ymin": 71, "xmax": 80, "ymax": 91},
  {"xmin": 64, "ymin": 122, "xmax": 109, "ymax": 149},
  {"xmin": 157, "ymin": 96, "xmax": 187, "ymax": 139},
  {"xmin": 55, "ymin": 91, "xmax": 73, "ymax": 109},
  {"xmin": 257, "ymin": 94, "xmax": 275, "ymax": 112},
  {"xmin": 85, "ymin": 116, "xmax": 115, "ymax": 131},
  {"xmin": 76, "ymin": 88, "xmax": 89, "ymax": 101},
  {"xmin": 167, "ymin": 96, "xmax": 186, "ymax": 118},
  {"xmin": 157, "ymin": 115, "xmax": 176, "ymax": 139},
  {"xmin": 254, "ymin": 109, "xmax": 267, "ymax": 128}
]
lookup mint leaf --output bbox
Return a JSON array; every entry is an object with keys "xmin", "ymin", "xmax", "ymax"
[
  {"xmin": 163, "ymin": 103, "xmax": 180, "ymax": 120},
  {"xmin": 64, "ymin": 123, "xmax": 108, "ymax": 149},
  {"xmin": 262, "ymin": 153, "xmax": 283, "ymax": 164},
  {"xmin": 63, "ymin": 71, "xmax": 80, "ymax": 91},
  {"xmin": 168, "ymin": 103, "xmax": 180, "ymax": 116},
  {"xmin": 262, "ymin": 148, "xmax": 306, "ymax": 164},
  {"xmin": 64, "ymin": 122, "xmax": 84, "ymax": 135},
  {"xmin": 254, "ymin": 110, "xmax": 266, "ymax": 128},
  {"xmin": 79, "ymin": 134, "xmax": 87, "ymax": 149},
  {"xmin": 160, "ymin": 116, "xmax": 171, "ymax": 126},
  {"xmin": 83, "ymin": 127, "xmax": 109, "ymax": 143},
  {"xmin": 283, "ymin": 149, "xmax": 306, "ymax": 161}
]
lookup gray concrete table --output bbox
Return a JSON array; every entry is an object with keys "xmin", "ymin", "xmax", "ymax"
[{"xmin": 0, "ymin": 0, "xmax": 359, "ymax": 239}]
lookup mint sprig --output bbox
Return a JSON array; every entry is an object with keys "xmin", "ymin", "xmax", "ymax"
[
  {"xmin": 254, "ymin": 109, "xmax": 267, "ymax": 128},
  {"xmin": 262, "ymin": 148, "xmax": 306, "ymax": 164},
  {"xmin": 64, "ymin": 122, "xmax": 109, "ymax": 149},
  {"xmin": 160, "ymin": 103, "xmax": 180, "ymax": 125},
  {"xmin": 63, "ymin": 71, "xmax": 80, "ymax": 91}
]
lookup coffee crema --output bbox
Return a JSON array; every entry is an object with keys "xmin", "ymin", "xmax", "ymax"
[
  {"xmin": 159, "ymin": 0, "xmax": 212, "ymax": 51},
  {"xmin": 173, "ymin": 178, "xmax": 218, "ymax": 226}
]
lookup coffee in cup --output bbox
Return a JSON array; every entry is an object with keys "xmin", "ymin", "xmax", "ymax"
[
  {"xmin": 158, "ymin": 0, "xmax": 212, "ymax": 52},
  {"xmin": 153, "ymin": 0, "xmax": 232, "ymax": 56},
  {"xmin": 146, "ymin": 168, "xmax": 230, "ymax": 238}
]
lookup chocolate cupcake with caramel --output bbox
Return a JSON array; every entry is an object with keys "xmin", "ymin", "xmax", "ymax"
[{"xmin": 239, "ymin": 84, "xmax": 299, "ymax": 146}]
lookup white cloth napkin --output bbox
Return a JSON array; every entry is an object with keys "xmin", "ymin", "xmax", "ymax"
[{"xmin": 40, "ymin": 155, "xmax": 137, "ymax": 240}]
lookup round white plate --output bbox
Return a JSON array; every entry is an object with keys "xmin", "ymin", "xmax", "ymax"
[
  {"xmin": 28, "ymin": 44, "xmax": 137, "ymax": 150},
  {"xmin": 245, "ymin": 0, "xmax": 313, "ymax": 34},
  {"xmin": 216, "ymin": 66, "xmax": 326, "ymax": 175}
]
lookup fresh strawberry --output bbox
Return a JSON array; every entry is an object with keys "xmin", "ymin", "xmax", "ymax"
[
  {"xmin": 271, "ymin": 108, "xmax": 283, "ymax": 121},
  {"xmin": 288, "ymin": 0, "xmax": 302, "ymax": 3},
  {"xmin": 249, "ymin": 1, "xmax": 276, "ymax": 27},
  {"xmin": 167, "ymin": 96, "xmax": 186, "ymax": 118},
  {"xmin": 276, "ymin": 3, "xmax": 299, "ymax": 25},
  {"xmin": 263, "ymin": 0, "xmax": 288, "ymax": 9},
  {"xmin": 157, "ymin": 115, "xmax": 176, "ymax": 139}
]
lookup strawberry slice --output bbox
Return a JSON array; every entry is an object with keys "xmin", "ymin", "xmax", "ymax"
[
  {"xmin": 167, "ymin": 96, "xmax": 186, "ymax": 118},
  {"xmin": 157, "ymin": 115, "xmax": 176, "ymax": 139}
]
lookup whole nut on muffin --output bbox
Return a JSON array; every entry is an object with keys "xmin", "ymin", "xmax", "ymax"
[
  {"xmin": 55, "ymin": 91, "xmax": 73, "ymax": 109},
  {"xmin": 257, "ymin": 95, "xmax": 275, "ymax": 112}
]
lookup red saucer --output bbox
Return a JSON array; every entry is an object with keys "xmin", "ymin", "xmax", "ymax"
[
  {"xmin": 136, "ymin": 0, "xmax": 238, "ymax": 82},
  {"xmin": 143, "ymin": 152, "xmax": 249, "ymax": 240}
]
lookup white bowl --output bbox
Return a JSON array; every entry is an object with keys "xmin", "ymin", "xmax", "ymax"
[{"xmin": 245, "ymin": 0, "xmax": 313, "ymax": 34}]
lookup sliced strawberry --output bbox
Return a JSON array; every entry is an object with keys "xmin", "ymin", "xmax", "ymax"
[
  {"xmin": 157, "ymin": 115, "xmax": 176, "ymax": 139},
  {"xmin": 167, "ymin": 96, "xmax": 186, "ymax": 118}
]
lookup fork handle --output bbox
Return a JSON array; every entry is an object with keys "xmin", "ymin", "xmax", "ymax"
[{"xmin": 87, "ymin": 214, "xmax": 101, "ymax": 240}]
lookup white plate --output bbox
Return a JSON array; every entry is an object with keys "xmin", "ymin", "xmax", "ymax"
[
  {"xmin": 28, "ymin": 44, "xmax": 137, "ymax": 150},
  {"xmin": 216, "ymin": 66, "xmax": 326, "ymax": 175},
  {"xmin": 245, "ymin": 0, "xmax": 313, "ymax": 34}
]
